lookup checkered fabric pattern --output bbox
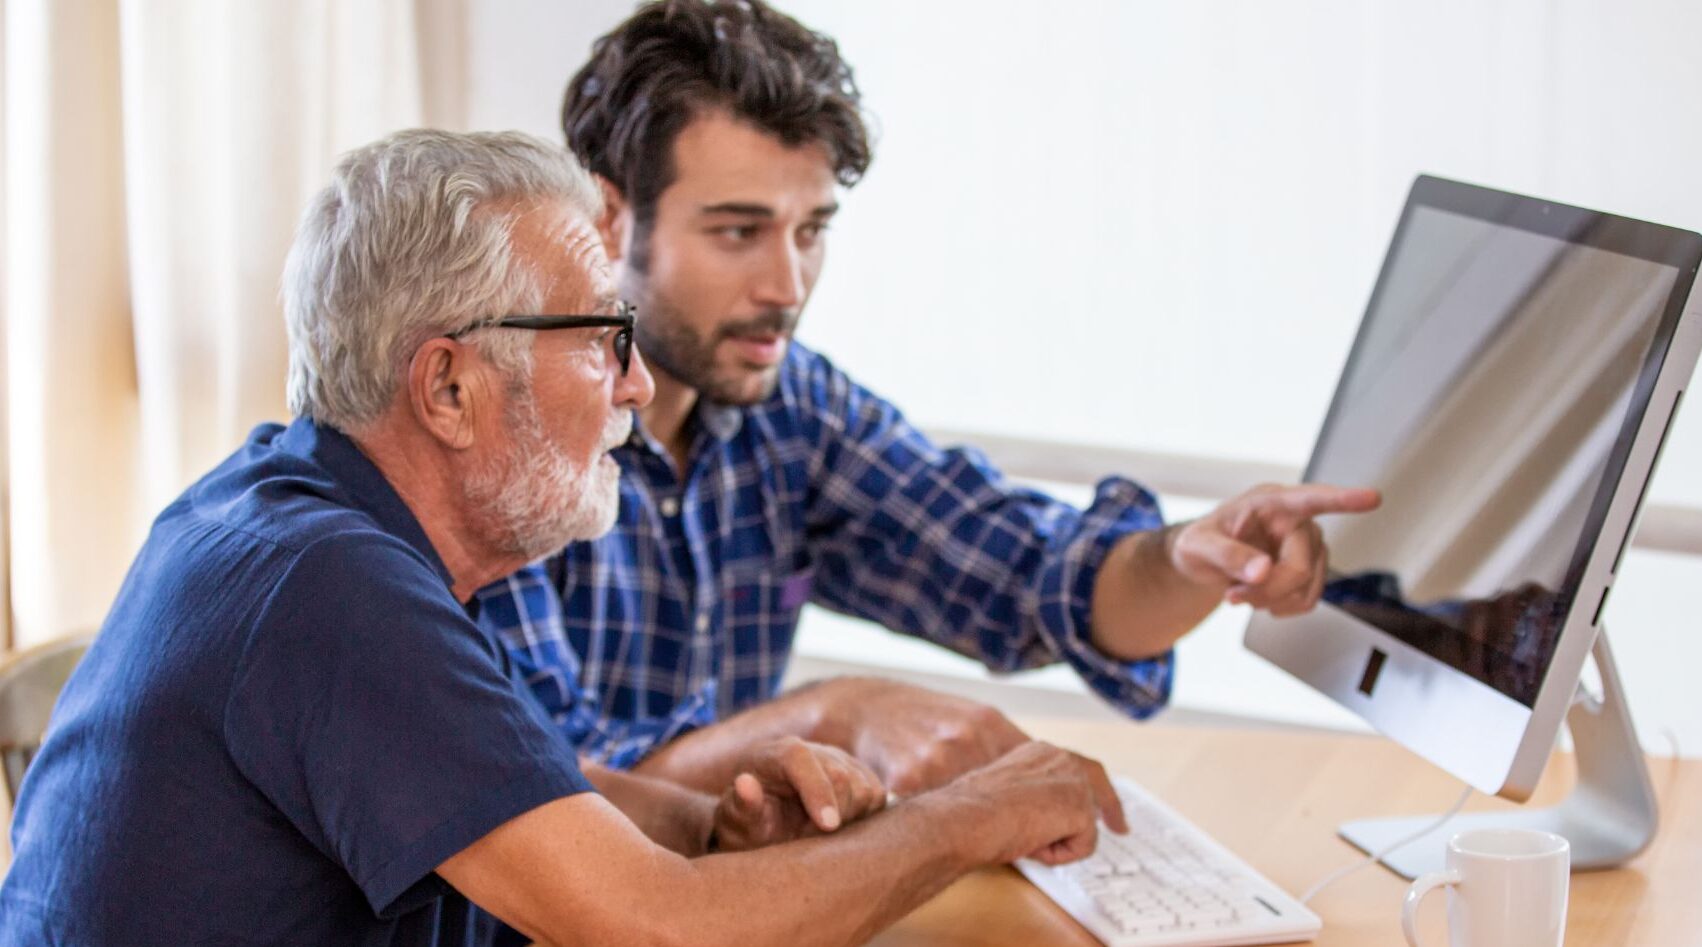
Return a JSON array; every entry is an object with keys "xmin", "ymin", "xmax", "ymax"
[{"xmin": 475, "ymin": 343, "xmax": 1174, "ymax": 768}]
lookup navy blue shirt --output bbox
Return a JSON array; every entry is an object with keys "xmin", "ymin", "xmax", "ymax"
[{"xmin": 0, "ymin": 419, "xmax": 593, "ymax": 946}]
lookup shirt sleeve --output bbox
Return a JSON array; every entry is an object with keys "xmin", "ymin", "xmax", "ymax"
[
  {"xmin": 225, "ymin": 533, "xmax": 595, "ymax": 917},
  {"xmin": 474, "ymin": 562, "xmax": 716, "ymax": 770},
  {"xmin": 797, "ymin": 353, "xmax": 1175, "ymax": 718}
]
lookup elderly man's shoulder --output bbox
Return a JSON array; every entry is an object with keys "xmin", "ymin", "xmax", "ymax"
[
  {"xmin": 177, "ymin": 420, "xmax": 424, "ymax": 554},
  {"xmin": 137, "ymin": 420, "xmax": 451, "ymax": 644}
]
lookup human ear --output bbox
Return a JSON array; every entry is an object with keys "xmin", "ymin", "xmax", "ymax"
[{"xmin": 407, "ymin": 338, "xmax": 482, "ymax": 450}]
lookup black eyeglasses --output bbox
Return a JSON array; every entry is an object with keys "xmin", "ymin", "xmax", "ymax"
[{"xmin": 449, "ymin": 302, "xmax": 636, "ymax": 376}]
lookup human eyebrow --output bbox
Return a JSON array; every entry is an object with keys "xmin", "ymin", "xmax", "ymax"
[{"xmin": 699, "ymin": 202, "xmax": 774, "ymax": 218}]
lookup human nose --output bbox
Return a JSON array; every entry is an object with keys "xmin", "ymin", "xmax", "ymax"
[
  {"xmin": 751, "ymin": 239, "xmax": 806, "ymax": 309},
  {"xmin": 614, "ymin": 345, "xmax": 655, "ymax": 410}
]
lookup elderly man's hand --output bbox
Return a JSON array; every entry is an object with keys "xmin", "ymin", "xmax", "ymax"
[
  {"xmin": 1170, "ymin": 483, "xmax": 1381, "ymax": 616},
  {"xmin": 709, "ymin": 737, "xmax": 887, "ymax": 852},
  {"xmin": 932, "ymin": 741, "xmax": 1127, "ymax": 866},
  {"xmin": 813, "ymin": 678, "xmax": 1033, "ymax": 797}
]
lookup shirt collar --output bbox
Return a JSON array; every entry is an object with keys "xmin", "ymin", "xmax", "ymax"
[
  {"xmin": 626, "ymin": 398, "xmax": 745, "ymax": 458},
  {"xmin": 276, "ymin": 417, "xmax": 455, "ymax": 589},
  {"xmin": 695, "ymin": 399, "xmax": 744, "ymax": 442}
]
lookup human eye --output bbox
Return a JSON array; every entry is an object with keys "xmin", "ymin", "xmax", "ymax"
[
  {"xmin": 577, "ymin": 328, "xmax": 618, "ymax": 373},
  {"xmin": 797, "ymin": 221, "xmax": 830, "ymax": 248},
  {"xmin": 708, "ymin": 222, "xmax": 763, "ymax": 248}
]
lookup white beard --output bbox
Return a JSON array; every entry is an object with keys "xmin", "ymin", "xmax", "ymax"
[{"xmin": 465, "ymin": 392, "xmax": 629, "ymax": 561}]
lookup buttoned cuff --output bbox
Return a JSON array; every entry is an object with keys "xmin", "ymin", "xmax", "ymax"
[{"xmin": 1039, "ymin": 476, "xmax": 1175, "ymax": 719}]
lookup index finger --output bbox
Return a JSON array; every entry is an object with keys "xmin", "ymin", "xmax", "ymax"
[
  {"xmin": 1257, "ymin": 484, "xmax": 1380, "ymax": 520},
  {"xmin": 778, "ymin": 743, "xmax": 843, "ymax": 832},
  {"xmin": 1072, "ymin": 753, "xmax": 1127, "ymax": 835},
  {"xmin": 821, "ymin": 746, "xmax": 889, "ymax": 819}
]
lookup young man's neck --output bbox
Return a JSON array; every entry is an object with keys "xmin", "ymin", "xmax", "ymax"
[{"xmin": 639, "ymin": 363, "xmax": 700, "ymax": 472}]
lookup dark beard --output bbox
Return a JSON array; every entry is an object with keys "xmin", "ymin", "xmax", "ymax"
[{"xmin": 632, "ymin": 292, "xmax": 799, "ymax": 406}]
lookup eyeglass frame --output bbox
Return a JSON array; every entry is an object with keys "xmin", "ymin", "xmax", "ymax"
[{"xmin": 447, "ymin": 302, "xmax": 636, "ymax": 376}]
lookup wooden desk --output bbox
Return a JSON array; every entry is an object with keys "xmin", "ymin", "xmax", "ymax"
[{"xmin": 871, "ymin": 719, "xmax": 1701, "ymax": 946}]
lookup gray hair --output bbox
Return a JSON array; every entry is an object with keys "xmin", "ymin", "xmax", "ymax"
[{"xmin": 283, "ymin": 129, "xmax": 604, "ymax": 432}]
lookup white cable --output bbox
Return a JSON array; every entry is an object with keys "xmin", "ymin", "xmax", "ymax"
[
  {"xmin": 1299, "ymin": 784, "xmax": 1474, "ymax": 906},
  {"xmin": 1658, "ymin": 726, "xmax": 1681, "ymax": 763}
]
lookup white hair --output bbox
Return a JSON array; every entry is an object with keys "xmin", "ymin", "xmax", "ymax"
[
  {"xmin": 464, "ymin": 389, "xmax": 633, "ymax": 560},
  {"xmin": 282, "ymin": 129, "xmax": 603, "ymax": 433}
]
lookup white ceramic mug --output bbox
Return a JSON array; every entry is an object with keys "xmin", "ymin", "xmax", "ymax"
[{"xmin": 1401, "ymin": 828, "xmax": 1570, "ymax": 946}]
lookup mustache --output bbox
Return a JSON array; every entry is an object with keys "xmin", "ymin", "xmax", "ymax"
[{"xmin": 717, "ymin": 309, "xmax": 798, "ymax": 340}]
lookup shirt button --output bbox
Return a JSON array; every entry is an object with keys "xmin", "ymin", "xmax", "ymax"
[
  {"xmin": 660, "ymin": 497, "xmax": 680, "ymax": 517},
  {"xmin": 695, "ymin": 614, "xmax": 710, "ymax": 633}
]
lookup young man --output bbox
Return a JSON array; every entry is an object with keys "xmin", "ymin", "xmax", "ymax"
[
  {"xmin": 477, "ymin": 0, "xmax": 1378, "ymax": 796},
  {"xmin": 0, "ymin": 130, "xmax": 1121, "ymax": 947}
]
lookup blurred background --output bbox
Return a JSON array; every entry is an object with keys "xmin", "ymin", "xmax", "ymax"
[{"xmin": 3, "ymin": 0, "xmax": 1698, "ymax": 751}]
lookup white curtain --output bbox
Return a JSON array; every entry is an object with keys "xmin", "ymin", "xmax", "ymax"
[
  {"xmin": 0, "ymin": 0, "xmax": 11, "ymax": 652},
  {"xmin": 2, "ymin": 0, "xmax": 468, "ymax": 651}
]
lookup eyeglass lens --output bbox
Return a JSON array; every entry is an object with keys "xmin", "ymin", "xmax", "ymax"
[{"xmin": 613, "ymin": 327, "xmax": 633, "ymax": 376}]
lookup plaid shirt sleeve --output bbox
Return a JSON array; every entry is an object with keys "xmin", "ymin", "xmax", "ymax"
[
  {"xmin": 475, "ymin": 564, "xmax": 716, "ymax": 768},
  {"xmin": 797, "ymin": 354, "xmax": 1174, "ymax": 718}
]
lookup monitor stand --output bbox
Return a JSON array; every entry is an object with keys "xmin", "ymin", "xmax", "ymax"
[{"xmin": 1337, "ymin": 629, "xmax": 1659, "ymax": 880}]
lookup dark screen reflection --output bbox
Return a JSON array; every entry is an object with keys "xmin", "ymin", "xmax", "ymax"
[{"xmin": 1322, "ymin": 572, "xmax": 1562, "ymax": 704}]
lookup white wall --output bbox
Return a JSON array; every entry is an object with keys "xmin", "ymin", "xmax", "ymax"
[
  {"xmin": 468, "ymin": 0, "xmax": 1702, "ymax": 503},
  {"xmin": 463, "ymin": 1, "xmax": 1702, "ymax": 751}
]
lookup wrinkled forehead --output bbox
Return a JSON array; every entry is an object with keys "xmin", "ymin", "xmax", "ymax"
[{"xmin": 505, "ymin": 198, "xmax": 618, "ymax": 311}]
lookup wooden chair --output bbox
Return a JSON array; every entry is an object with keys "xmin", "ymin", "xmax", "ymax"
[{"xmin": 0, "ymin": 635, "xmax": 93, "ymax": 811}]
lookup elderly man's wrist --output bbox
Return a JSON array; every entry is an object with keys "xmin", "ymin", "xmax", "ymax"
[{"xmin": 907, "ymin": 787, "xmax": 1000, "ymax": 870}]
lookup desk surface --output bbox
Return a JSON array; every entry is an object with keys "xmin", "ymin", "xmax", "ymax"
[{"xmin": 870, "ymin": 718, "xmax": 1701, "ymax": 947}]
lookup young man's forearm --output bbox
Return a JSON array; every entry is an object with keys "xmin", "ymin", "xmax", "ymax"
[{"xmin": 1089, "ymin": 526, "xmax": 1222, "ymax": 661}]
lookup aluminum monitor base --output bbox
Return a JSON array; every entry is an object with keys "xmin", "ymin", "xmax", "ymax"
[{"xmin": 1338, "ymin": 629, "xmax": 1659, "ymax": 880}]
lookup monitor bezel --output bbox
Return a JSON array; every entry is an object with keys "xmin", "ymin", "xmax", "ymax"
[{"xmin": 1245, "ymin": 174, "xmax": 1702, "ymax": 799}]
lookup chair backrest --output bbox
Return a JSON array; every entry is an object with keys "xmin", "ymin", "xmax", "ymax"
[{"xmin": 0, "ymin": 636, "xmax": 93, "ymax": 809}]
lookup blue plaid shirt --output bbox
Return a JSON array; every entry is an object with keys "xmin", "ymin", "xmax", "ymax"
[{"xmin": 474, "ymin": 343, "xmax": 1174, "ymax": 768}]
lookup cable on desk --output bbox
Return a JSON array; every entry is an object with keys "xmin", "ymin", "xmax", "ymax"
[
  {"xmin": 1658, "ymin": 726, "xmax": 1681, "ymax": 763},
  {"xmin": 1298, "ymin": 784, "xmax": 1474, "ymax": 906},
  {"xmin": 1658, "ymin": 726, "xmax": 1683, "ymax": 796}
]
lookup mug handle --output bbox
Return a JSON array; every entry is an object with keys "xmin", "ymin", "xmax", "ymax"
[{"xmin": 1401, "ymin": 869, "xmax": 1462, "ymax": 946}]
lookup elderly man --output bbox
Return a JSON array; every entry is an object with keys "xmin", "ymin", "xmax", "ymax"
[
  {"xmin": 0, "ymin": 130, "xmax": 1119, "ymax": 946},
  {"xmin": 478, "ymin": 0, "xmax": 1378, "ymax": 797}
]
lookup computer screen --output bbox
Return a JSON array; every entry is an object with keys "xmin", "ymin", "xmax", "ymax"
[
  {"xmin": 1246, "ymin": 175, "xmax": 1702, "ymax": 800},
  {"xmin": 1310, "ymin": 203, "xmax": 1679, "ymax": 708}
]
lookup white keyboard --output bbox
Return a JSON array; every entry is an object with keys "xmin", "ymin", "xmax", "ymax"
[{"xmin": 1016, "ymin": 776, "xmax": 1321, "ymax": 947}]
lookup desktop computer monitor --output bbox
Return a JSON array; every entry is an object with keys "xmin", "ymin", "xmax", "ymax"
[{"xmin": 1244, "ymin": 175, "xmax": 1702, "ymax": 874}]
